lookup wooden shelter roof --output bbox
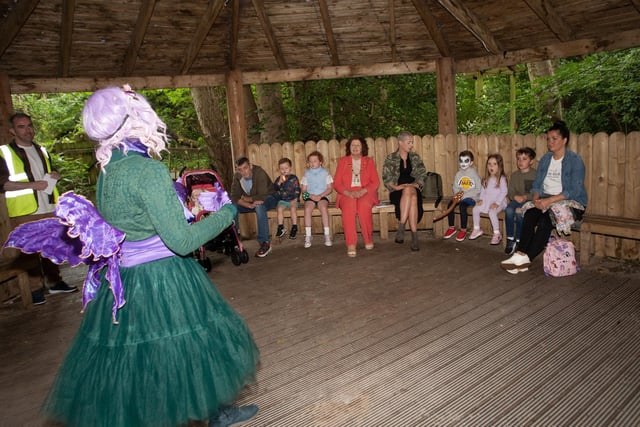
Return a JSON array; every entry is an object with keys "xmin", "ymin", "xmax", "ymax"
[{"xmin": 1, "ymin": 0, "xmax": 640, "ymax": 93}]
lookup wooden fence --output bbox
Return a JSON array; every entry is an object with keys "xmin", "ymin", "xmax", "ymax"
[{"xmin": 247, "ymin": 132, "xmax": 640, "ymax": 260}]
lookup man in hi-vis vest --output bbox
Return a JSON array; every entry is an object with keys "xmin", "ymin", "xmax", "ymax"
[{"xmin": 0, "ymin": 113, "xmax": 77, "ymax": 305}]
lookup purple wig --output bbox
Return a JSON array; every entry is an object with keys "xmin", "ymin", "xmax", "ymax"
[{"xmin": 82, "ymin": 85, "xmax": 168, "ymax": 169}]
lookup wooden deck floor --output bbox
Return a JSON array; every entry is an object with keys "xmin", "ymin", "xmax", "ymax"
[{"xmin": 1, "ymin": 232, "xmax": 639, "ymax": 426}]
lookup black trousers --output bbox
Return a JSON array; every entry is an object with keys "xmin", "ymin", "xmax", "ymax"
[{"xmin": 516, "ymin": 207, "xmax": 553, "ymax": 261}]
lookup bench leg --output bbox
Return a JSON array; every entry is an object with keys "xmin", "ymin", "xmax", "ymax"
[
  {"xmin": 17, "ymin": 272, "xmax": 33, "ymax": 310},
  {"xmin": 579, "ymin": 230, "xmax": 591, "ymax": 266},
  {"xmin": 379, "ymin": 211, "xmax": 389, "ymax": 240}
]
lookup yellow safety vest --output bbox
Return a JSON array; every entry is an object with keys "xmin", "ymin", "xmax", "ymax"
[{"xmin": 0, "ymin": 144, "xmax": 59, "ymax": 217}]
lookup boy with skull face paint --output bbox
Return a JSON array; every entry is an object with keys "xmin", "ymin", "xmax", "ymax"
[{"xmin": 442, "ymin": 150, "xmax": 482, "ymax": 241}]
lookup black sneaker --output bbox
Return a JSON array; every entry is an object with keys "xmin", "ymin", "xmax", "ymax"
[
  {"xmin": 289, "ymin": 225, "xmax": 298, "ymax": 240},
  {"xmin": 31, "ymin": 288, "xmax": 46, "ymax": 305},
  {"xmin": 504, "ymin": 239, "xmax": 517, "ymax": 255},
  {"xmin": 49, "ymin": 281, "xmax": 79, "ymax": 294},
  {"xmin": 255, "ymin": 242, "xmax": 272, "ymax": 258},
  {"xmin": 275, "ymin": 225, "xmax": 285, "ymax": 238}
]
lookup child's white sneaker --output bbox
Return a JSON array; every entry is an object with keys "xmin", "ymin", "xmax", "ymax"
[
  {"xmin": 469, "ymin": 228, "xmax": 483, "ymax": 240},
  {"xmin": 304, "ymin": 235, "xmax": 312, "ymax": 248},
  {"xmin": 324, "ymin": 235, "xmax": 332, "ymax": 247}
]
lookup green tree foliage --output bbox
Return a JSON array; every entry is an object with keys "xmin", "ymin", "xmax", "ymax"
[
  {"xmin": 282, "ymin": 74, "xmax": 438, "ymax": 141},
  {"xmin": 532, "ymin": 48, "xmax": 640, "ymax": 133}
]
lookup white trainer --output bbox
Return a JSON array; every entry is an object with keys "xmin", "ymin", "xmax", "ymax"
[
  {"xmin": 304, "ymin": 235, "xmax": 312, "ymax": 248},
  {"xmin": 324, "ymin": 235, "xmax": 332, "ymax": 247},
  {"xmin": 501, "ymin": 252, "xmax": 531, "ymax": 269},
  {"xmin": 505, "ymin": 267, "xmax": 529, "ymax": 274}
]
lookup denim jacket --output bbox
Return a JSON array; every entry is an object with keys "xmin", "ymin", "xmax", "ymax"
[{"xmin": 532, "ymin": 149, "xmax": 588, "ymax": 207}]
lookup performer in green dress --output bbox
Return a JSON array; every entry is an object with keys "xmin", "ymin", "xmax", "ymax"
[{"xmin": 37, "ymin": 86, "xmax": 260, "ymax": 427}]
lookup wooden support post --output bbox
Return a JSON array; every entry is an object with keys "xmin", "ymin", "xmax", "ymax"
[
  {"xmin": 0, "ymin": 73, "xmax": 14, "ymax": 253},
  {"xmin": 0, "ymin": 73, "xmax": 13, "ymax": 145},
  {"xmin": 225, "ymin": 70, "xmax": 247, "ymax": 163},
  {"xmin": 436, "ymin": 57, "xmax": 457, "ymax": 136}
]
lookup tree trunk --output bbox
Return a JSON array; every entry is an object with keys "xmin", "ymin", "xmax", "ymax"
[
  {"xmin": 190, "ymin": 86, "xmax": 233, "ymax": 188},
  {"xmin": 243, "ymin": 85, "xmax": 260, "ymax": 145},
  {"xmin": 255, "ymin": 83, "xmax": 287, "ymax": 144},
  {"xmin": 527, "ymin": 60, "xmax": 563, "ymax": 120}
]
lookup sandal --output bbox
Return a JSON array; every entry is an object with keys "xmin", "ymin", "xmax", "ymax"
[{"xmin": 347, "ymin": 245, "xmax": 357, "ymax": 257}]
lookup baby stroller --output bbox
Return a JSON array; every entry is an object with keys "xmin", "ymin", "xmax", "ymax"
[{"xmin": 178, "ymin": 167, "xmax": 249, "ymax": 270}]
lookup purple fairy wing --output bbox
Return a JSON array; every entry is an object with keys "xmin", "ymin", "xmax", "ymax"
[
  {"xmin": 55, "ymin": 192, "xmax": 125, "ymax": 260},
  {"xmin": 4, "ymin": 218, "xmax": 86, "ymax": 266}
]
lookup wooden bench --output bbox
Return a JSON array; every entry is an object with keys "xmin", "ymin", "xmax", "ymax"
[
  {"xmin": 266, "ymin": 204, "xmax": 342, "ymax": 240},
  {"xmin": 0, "ymin": 258, "xmax": 33, "ymax": 310},
  {"xmin": 579, "ymin": 214, "xmax": 640, "ymax": 265},
  {"xmin": 238, "ymin": 199, "xmax": 444, "ymax": 240},
  {"xmin": 374, "ymin": 199, "xmax": 444, "ymax": 239}
]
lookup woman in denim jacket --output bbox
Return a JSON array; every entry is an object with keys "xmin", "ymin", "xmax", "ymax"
[{"xmin": 501, "ymin": 120, "xmax": 587, "ymax": 274}]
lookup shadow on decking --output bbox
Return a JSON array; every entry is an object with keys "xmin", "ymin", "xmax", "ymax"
[{"xmin": 1, "ymin": 232, "xmax": 639, "ymax": 426}]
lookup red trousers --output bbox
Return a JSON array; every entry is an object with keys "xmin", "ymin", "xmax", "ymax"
[{"xmin": 338, "ymin": 196, "xmax": 375, "ymax": 246}]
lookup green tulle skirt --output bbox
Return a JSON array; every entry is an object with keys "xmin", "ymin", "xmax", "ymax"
[{"xmin": 42, "ymin": 256, "xmax": 259, "ymax": 427}]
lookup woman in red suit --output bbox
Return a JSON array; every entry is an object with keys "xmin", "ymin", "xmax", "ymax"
[{"xmin": 333, "ymin": 136, "xmax": 380, "ymax": 257}]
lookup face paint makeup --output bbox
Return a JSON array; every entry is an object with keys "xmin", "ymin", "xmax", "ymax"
[{"xmin": 459, "ymin": 156, "xmax": 472, "ymax": 170}]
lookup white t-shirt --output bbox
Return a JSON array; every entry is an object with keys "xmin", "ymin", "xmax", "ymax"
[{"xmin": 543, "ymin": 156, "xmax": 563, "ymax": 196}]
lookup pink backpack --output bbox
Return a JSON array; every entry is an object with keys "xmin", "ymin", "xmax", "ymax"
[{"xmin": 543, "ymin": 236, "xmax": 579, "ymax": 277}]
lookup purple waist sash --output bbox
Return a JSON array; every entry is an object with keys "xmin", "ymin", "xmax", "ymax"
[{"xmin": 119, "ymin": 235, "xmax": 175, "ymax": 267}]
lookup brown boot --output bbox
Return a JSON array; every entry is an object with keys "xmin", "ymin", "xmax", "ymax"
[
  {"xmin": 395, "ymin": 223, "xmax": 405, "ymax": 243},
  {"xmin": 411, "ymin": 232, "xmax": 419, "ymax": 251}
]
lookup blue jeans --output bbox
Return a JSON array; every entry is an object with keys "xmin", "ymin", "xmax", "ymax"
[
  {"xmin": 235, "ymin": 195, "xmax": 278, "ymax": 244},
  {"xmin": 504, "ymin": 200, "xmax": 525, "ymax": 240}
]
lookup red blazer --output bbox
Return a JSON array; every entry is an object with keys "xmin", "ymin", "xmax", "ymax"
[{"xmin": 333, "ymin": 155, "xmax": 380, "ymax": 208}]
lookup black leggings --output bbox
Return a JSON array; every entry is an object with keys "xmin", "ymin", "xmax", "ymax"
[
  {"xmin": 517, "ymin": 206, "xmax": 584, "ymax": 260},
  {"xmin": 516, "ymin": 208, "xmax": 553, "ymax": 260}
]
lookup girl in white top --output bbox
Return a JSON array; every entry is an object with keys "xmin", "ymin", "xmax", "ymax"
[{"xmin": 300, "ymin": 151, "xmax": 333, "ymax": 248}]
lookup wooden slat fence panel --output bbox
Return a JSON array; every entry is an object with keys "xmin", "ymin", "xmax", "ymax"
[
  {"xmin": 590, "ymin": 132, "xmax": 610, "ymax": 216},
  {"xmin": 624, "ymin": 132, "xmax": 640, "ymax": 218},
  {"xmin": 246, "ymin": 132, "xmax": 640, "ymax": 260},
  {"xmin": 609, "ymin": 132, "xmax": 626, "ymax": 217}
]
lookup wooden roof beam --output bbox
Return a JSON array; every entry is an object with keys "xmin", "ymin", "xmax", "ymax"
[
  {"xmin": 435, "ymin": 0, "xmax": 502, "ymax": 54},
  {"xmin": 9, "ymin": 28, "xmax": 640, "ymax": 93},
  {"xmin": 230, "ymin": 0, "xmax": 240, "ymax": 69},
  {"xmin": 389, "ymin": 0, "xmax": 397, "ymax": 62},
  {"xmin": 123, "ymin": 0, "xmax": 158, "ymax": 76},
  {"xmin": 251, "ymin": 0, "xmax": 287, "ymax": 69},
  {"xmin": 0, "ymin": 0, "xmax": 40, "ymax": 57},
  {"xmin": 317, "ymin": 0, "xmax": 340, "ymax": 66},
  {"xmin": 456, "ymin": 28, "xmax": 640, "ymax": 73},
  {"xmin": 180, "ymin": 0, "xmax": 226, "ymax": 75},
  {"xmin": 523, "ymin": 0, "xmax": 573, "ymax": 42},
  {"xmin": 411, "ymin": 0, "xmax": 451, "ymax": 57},
  {"xmin": 59, "ymin": 0, "xmax": 76, "ymax": 77}
]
